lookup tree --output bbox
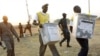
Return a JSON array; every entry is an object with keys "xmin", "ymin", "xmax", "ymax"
[{"xmin": 54, "ymin": 19, "xmax": 60, "ymax": 24}]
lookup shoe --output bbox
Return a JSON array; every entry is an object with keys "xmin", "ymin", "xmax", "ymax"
[{"xmin": 67, "ymin": 45, "xmax": 72, "ymax": 47}]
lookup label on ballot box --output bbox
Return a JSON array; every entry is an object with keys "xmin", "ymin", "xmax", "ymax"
[
  {"xmin": 73, "ymin": 14, "xmax": 97, "ymax": 39},
  {"xmin": 40, "ymin": 23, "xmax": 61, "ymax": 45}
]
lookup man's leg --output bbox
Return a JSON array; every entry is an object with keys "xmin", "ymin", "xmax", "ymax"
[
  {"xmin": 62, "ymin": 29, "xmax": 71, "ymax": 47},
  {"xmin": 24, "ymin": 28, "xmax": 26, "ymax": 33},
  {"xmin": 48, "ymin": 44, "xmax": 60, "ymax": 56},
  {"xmin": 59, "ymin": 37, "xmax": 66, "ymax": 47},
  {"xmin": 20, "ymin": 30, "xmax": 23, "ymax": 37},
  {"xmin": 29, "ymin": 29, "xmax": 32, "ymax": 36},
  {"xmin": 22, "ymin": 33, "xmax": 24, "ymax": 37},
  {"xmin": 59, "ymin": 30, "xmax": 67, "ymax": 46},
  {"xmin": 39, "ymin": 34, "xmax": 47, "ymax": 56},
  {"xmin": 66, "ymin": 33, "xmax": 71, "ymax": 47},
  {"xmin": 20, "ymin": 31, "xmax": 23, "ymax": 38},
  {"xmin": 21, "ymin": 33, "xmax": 23, "ymax": 37},
  {"xmin": 76, "ymin": 38, "xmax": 89, "ymax": 56},
  {"xmin": 4, "ymin": 40, "xmax": 12, "ymax": 56},
  {"xmin": 11, "ymin": 39, "xmax": 15, "ymax": 56}
]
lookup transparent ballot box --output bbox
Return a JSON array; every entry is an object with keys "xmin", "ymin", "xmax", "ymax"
[
  {"xmin": 40, "ymin": 23, "xmax": 61, "ymax": 45},
  {"xmin": 73, "ymin": 14, "xmax": 97, "ymax": 39}
]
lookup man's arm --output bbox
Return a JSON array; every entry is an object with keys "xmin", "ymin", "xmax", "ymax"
[
  {"xmin": 0, "ymin": 26, "xmax": 3, "ymax": 46},
  {"xmin": 36, "ymin": 13, "xmax": 43, "ymax": 28},
  {"xmin": 58, "ymin": 19, "xmax": 63, "ymax": 31},
  {"xmin": 0, "ymin": 26, "xmax": 2, "ymax": 41},
  {"xmin": 0, "ymin": 30, "xmax": 2, "ymax": 45},
  {"xmin": 10, "ymin": 23, "xmax": 20, "ymax": 42}
]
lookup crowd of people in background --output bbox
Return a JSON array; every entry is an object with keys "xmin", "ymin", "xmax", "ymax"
[{"xmin": 0, "ymin": 3, "xmax": 90, "ymax": 56}]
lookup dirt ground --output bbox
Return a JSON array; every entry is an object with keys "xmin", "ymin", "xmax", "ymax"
[{"xmin": 0, "ymin": 20, "xmax": 100, "ymax": 56}]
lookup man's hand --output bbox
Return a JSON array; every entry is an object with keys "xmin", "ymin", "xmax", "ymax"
[
  {"xmin": 39, "ymin": 24, "xmax": 43, "ymax": 28},
  {"xmin": 17, "ymin": 38, "xmax": 20, "ymax": 42}
]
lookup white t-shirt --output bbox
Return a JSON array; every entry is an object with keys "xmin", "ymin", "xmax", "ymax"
[
  {"xmin": 69, "ymin": 20, "xmax": 73, "ymax": 26},
  {"xmin": 69, "ymin": 13, "xmax": 78, "ymax": 26}
]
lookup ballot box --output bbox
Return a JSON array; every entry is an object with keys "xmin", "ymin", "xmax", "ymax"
[
  {"xmin": 73, "ymin": 13, "xmax": 97, "ymax": 39},
  {"xmin": 40, "ymin": 23, "xmax": 61, "ymax": 45}
]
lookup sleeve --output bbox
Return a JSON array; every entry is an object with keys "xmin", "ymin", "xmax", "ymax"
[
  {"xmin": 69, "ymin": 16, "xmax": 74, "ymax": 26},
  {"xmin": 10, "ymin": 23, "xmax": 19, "ymax": 38},
  {"xmin": 34, "ymin": 14, "xmax": 38, "ymax": 22}
]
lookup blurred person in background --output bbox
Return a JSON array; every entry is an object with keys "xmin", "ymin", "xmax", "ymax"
[
  {"xmin": 18, "ymin": 22, "xmax": 24, "ymax": 38},
  {"xmin": 0, "ymin": 16, "xmax": 20, "ymax": 56},
  {"xmin": 58, "ymin": 13, "xmax": 71, "ymax": 47},
  {"xmin": 24, "ymin": 21, "xmax": 32, "ymax": 36}
]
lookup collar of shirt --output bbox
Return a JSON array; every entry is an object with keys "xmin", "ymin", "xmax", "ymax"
[{"xmin": 41, "ymin": 12, "xmax": 47, "ymax": 15}]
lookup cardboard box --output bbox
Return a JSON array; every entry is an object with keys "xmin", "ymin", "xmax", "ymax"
[
  {"xmin": 40, "ymin": 23, "xmax": 61, "ymax": 45},
  {"xmin": 73, "ymin": 14, "xmax": 97, "ymax": 39}
]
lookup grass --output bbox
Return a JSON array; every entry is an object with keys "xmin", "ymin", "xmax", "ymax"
[{"xmin": 0, "ymin": 20, "xmax": 100, "ymax": 56}]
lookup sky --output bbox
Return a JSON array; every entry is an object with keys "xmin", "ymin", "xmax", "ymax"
[{"xmin": 0, "ymin": 0, "xmax": 100, "ymax": 25}]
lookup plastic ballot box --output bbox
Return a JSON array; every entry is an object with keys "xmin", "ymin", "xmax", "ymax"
[
  {"xmin": 40, "ymin": 23, "xmax": 61, "ymax": 45},
  {"xmin": 73, "ymin": 13, "xmax": 97, "ymax": 39}
]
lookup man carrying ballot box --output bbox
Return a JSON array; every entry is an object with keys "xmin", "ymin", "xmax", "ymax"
[
  {"xmin": 73, "ymin": 5, "xmax": 89, "ymax": 56},
  {"xmin": 72, "ymin": 5, "xmax": 96, "ymax": 56},
  {"xmin": 35, "ymin": 4, "xmax": 60, "ymax": 56}
]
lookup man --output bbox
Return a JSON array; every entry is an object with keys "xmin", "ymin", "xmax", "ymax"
[
  {"xmin": 58, "ymin": 13, "xmax": 71, "ymax": 47},
  {"xmin": 24, "ymin": 21, "xmax": 32, "ymax": 36},
  {"xmin": 73, "ymin": 5, "xmax": 89, "ymax": 56},
  {"xmin": 18, "ymin": 22, "xmax": 23, "ymax": 38},
  {"xmin": 36, "ymin": 4, "xmax": 60, "ymax": 56},
  {"xmin": 0, "ymin": 16, "xmax": 20, "ymax": 56}
]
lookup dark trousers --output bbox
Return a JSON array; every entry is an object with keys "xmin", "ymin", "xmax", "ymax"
[
  {"xmin": 70, "ymin": 26, "xmax": 73, "ymax": 33},
  {"xmin": 60, "ymin": 29, "xmax": 70, "ymax": 46},
  {"xmin": 24, "ymin": 28, "xmax": 32, "ymax": 36},
  {"xmin": 4, "ymin": 39, "xmax": 15, "ymax": 56},
  {"xmin": 76, "ymin": 38, "xmax": 89, "ymax": 56},
  {"xmin": 39, "ymin": 34, "xmax": 60, "ymax": 56}
]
